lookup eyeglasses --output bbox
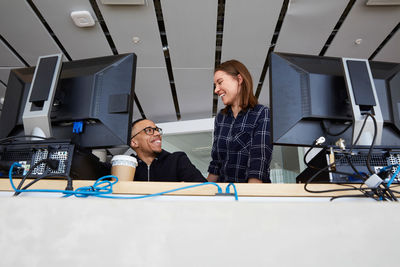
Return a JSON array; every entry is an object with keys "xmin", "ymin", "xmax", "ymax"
[{"xmin": 131, "ymin": 126, "xmax": 163, "ymax": 139}]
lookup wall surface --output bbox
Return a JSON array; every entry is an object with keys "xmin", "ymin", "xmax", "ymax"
[{"xmin": 0, "ymin": 197, "xmax": 399, "ymax": 267}]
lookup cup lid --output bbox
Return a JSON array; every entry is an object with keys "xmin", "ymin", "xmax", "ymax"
[{"xmin": 111, "ymin": 155, "xmax": 138, "ymax": 164}]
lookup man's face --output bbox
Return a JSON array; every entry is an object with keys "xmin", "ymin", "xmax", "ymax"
[{"xmin": 130, "ymin": 120, "xmax": 162, "ymax": 155}]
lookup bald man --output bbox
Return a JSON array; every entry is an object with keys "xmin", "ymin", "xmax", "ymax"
[{"xmin": 129, "ymin": 118, "xmax": 206, "ymax": 182}]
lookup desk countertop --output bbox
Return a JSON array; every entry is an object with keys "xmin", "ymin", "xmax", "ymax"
[{"xmin": 1, "ymin": 178, "xmax": 396, "ymax": 197}]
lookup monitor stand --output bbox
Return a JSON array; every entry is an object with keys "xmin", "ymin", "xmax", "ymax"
[
  {"xmin": 342, "ymin": 58, "xmax": 383, "ymax": 147},
  {"xmin": 22, "ymin": 54, "xmax": 63, "ymax": 140}
]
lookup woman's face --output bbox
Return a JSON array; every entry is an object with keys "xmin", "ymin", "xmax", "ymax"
[{"xmin": 214, "ymin": 70, "xmax": 242, "ymax": 106}]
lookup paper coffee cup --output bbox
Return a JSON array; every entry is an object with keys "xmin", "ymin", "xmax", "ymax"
[{"xmin": 111, "ymin": 155, "xmax": 138, "ymax": 182}]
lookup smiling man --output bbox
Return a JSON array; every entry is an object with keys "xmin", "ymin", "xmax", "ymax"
[{"xmin": 130, "ymin": 119, "xmax": 206, "ymax": 182}]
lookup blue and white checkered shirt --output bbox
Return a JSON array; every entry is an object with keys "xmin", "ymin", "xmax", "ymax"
[{"xmin": 208, "ymin": 104, "xmax": 273, "ymax": 183}]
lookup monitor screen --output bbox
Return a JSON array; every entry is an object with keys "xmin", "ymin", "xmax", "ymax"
[
  {"xmin": 0, "ymin": 53, "xmax": 137, "ymax": 149},
  {"xmin": 269, "ymin": 52, "xmax": 400, "ymax": 148}
]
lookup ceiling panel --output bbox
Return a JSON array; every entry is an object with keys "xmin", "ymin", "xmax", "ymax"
[
  {"xmin": 162, "ymin": 0, "xmax": 217, "ymax": 120},
  {"xmin": 326, "ymin": 0, "xmax": 400, "ymax": 58},
  {"xmin": 96, "ymin": 0, "xmax": 175, "ymax": 123},
  {"xmin": 96, "ymin": 0, "xmax": 165, "ymax": 68},
  {"xmin": 221, "ymin": 0, "xmax": 282, "ymax": 83},
  {"xmin": 132, "ymin": 100, "xmax": 142, "ymax": 121},
  {"xmin": 258, "ymin": 70, "xmax": 270, "ymax": 108},
  {"xmin": 0, "ymin": 40, "xmax": 25, "ymax": 67},
  {"xmin": 374, "ymin": 29, "xmax": 400, "ymax": 63},
  {"xmin": 162, "ymin": 0, "xmax": 217, "ymax": 68},
  {"xmin": 173, "ymin": 68, "xmax": 214, "ymax": 120},
  {"xmin": 275, "ymin": 0, "xmax": 348, "ymax": 55},
  {"xmin": 134, "ymin": 67, "xmax": 176, "ymax": 123},
  {"xmin": 0, "ymin": 1, "xmax": 63, "ymax": 65},
  {"xmin": 32, "ymin": 0, "xmax": 112, "ymax": 60}
]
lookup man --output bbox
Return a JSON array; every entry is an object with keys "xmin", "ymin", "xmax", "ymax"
[{"xmin": 130, "ymin": 118, "xmax": 206, "ymax": 182}]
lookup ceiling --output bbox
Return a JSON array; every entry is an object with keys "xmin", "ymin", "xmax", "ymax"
[{"xmin": 1, "ymin": 0, "xmax": 399, "ymax": 123}]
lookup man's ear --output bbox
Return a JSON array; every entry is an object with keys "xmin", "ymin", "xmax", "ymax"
[{"xmin": 130, "ymin": 138, "xmax": 139, "ymax": 148}]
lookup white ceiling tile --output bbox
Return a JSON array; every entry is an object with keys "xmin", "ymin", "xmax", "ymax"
[
  {"xmin": 162, "ymin": 0, "xmax": 217, "ymax": 68},
  {"xmin": 134, "ymin": 67, "xmax": 176, "ymax": 123},
  {"xmin": 374, "ymin": 29, "xmax": 400, "ymax": 63},
  {"xmin": 32, "ymin": 0, "xmax": 112, "ymax": 60},
  {"xmin": 221, "ymin": 0, "xmax": 282, "ymax": 83},
  {"xmin": 96, "ymin": 0, "xmax": 165, "ymax": 68},
  {"xmin": 173, "ymin": 68, "xmax": 214, "ymax": 120},
  {"xmin": 326, "ymin": 0, "xmax": 400, "ymax": 58},
  {"xmin": 0, "ymin": 40, "xmax": 25, "ymax": 67},
  {"xmin": 0, "ymin": 1, "xmax": 62, "ymax": 65},
  {"xmin": 275, "ymin": 0, "xmax": 348, "ymax": 55}
]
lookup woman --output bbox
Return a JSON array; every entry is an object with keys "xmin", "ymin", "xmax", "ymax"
[{"xmin": 207, "ymin": 60, "xmax": 273, "ymax": 183}]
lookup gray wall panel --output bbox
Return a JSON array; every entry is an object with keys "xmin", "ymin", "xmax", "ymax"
[
  {"xmin": 374, "ymin": 30, "xmax": 400, "ymax": 63},
  {"xmin": 326, "ymin": 0, "xmax": 400, "ymax": 58},
  {"xmin": 132, "ymin": 102, "xmax": 142, "ymax": 121},
  {"xmin": 0, "ymin": 40, "xmax": 25, "ymax": 67},
  {"xmin": 275, "ymin": 0, "xmax": 348, "ymax": 55},
  {"xmin": 135, "ymin": 67, "xmax": 177, "ymax": 123},
  {"xmin": 162, "ymin": 0, "xmax": 217, "ymax": 68},
  {"xmin": 221, "ymin": 0, "xmax": 282, "ymax": 83},
  {"xmin": 258, "ymin": 70, "xmax": 270, "ymax": 108},
  {"xmin": 0, "ymin": 68, "xmax": 12, "ymax": 85},
  {"xmin": 0, "ymin": 1, "xmax": 62, "ymax": 65},
  {"xmin": 33, "ymin": 0, "xmax": 112, "ymax": 60},
  {"xmin": 173, "ymin": 68, "xmax": 214, "ymax": 120}
]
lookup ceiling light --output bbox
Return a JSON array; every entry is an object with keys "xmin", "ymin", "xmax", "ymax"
[
  {"xmin": 366, "ymin": 0, "xmax": 400, "ymax": 5},
  {"xmin": 70, "ymin": 11, "xmax": 95, "ymax": 28},
  {"xmin": 100, "ymin": 0, "xmax": 147, "ymax": 5}
]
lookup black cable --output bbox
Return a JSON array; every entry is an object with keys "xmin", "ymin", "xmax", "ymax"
[
  {"xmin": 20, "ymin": 173, "xmax": 70, "ymax": 191},
  {"xmin": 343, "ymin": 154, "xmax": 367, "ymax": 181},
  {"xmin": 14, "ymin": 170, "xmax": 52, "ymax": 196},
  {"xmin": 14, "ymin": 159, "xmax": 48, "ymax": 196},
  {"xmin": 305, "ymin": 114, "xmax": 371, "ymax": 186},
  {"xmin": 302, "ymin": 114, "xmax": 397, "ymax": 201},
  {"xmin": 321, "ymin": 120, "xmax": 353, "ymax": 136},
  {"xmin": 303, "ymin": 142, "xmax": 321, "ymax": 170},
  {"xmin": 364, "ymin": 113, "xmax": 377, "ymax": 175},
  {"xmin": 0, "ymin": 135, "xmax": 53, "ymax": 144}
]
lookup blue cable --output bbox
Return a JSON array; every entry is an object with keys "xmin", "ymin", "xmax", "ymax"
[
  {"xmin": 377, "ymin": 164, "xmax": 400, "ymax": 187},
  {"xmin": 225, "ymin": 183, "xmax": 238, "ymax": 201},
  {"xmin": 387, "ymin": 166, "xmax": 400, "ymax": 187},
  {"xmin": 9, "ymin": 162, "xmax": 223, "ymax": 199}
]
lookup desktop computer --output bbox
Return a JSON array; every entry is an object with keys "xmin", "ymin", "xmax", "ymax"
[
  {"xmin": 0, "ymin": 140, "xmax": 109, "ymax": 180},
  {"xmin": 296, "ymin": 147, "xmax": 400, "ymax": 184}
]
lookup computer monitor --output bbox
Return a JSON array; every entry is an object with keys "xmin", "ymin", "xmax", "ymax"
[
  {"xmin": 269, "ymin": 52, "xmax": 400, "ymax": 149},
  {"xmin": 0, "ymin": 53, "xmax": 137, "ymax": 149}
]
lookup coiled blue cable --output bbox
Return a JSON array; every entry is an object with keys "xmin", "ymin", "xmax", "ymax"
[
  {"xmin": 9, "ymin": 162, "xmax": 224, "ymax": 199},
  {"xmin": 225, "ymin": 183, "xmax": 238, "ymax": 201}
]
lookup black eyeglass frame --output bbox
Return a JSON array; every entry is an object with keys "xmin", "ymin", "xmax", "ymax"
[{"xmin": 131, "ymin": 126, "xmax": 163, "ymax": 139}]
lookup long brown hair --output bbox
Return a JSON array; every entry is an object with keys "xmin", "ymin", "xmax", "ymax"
[{"xmin": 215, "ymin": 60, "xmax": 258, "ymax": 114}]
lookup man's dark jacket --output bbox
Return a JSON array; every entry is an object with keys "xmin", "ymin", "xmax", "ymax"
[{"xmin": 133, "ymin": 150, "xmax": 206, "ymax": 182}]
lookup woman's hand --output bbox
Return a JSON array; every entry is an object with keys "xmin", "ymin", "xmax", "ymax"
[
  {"xmin": 248, "ymin": 178, "xmax": 262, "ymax": 183},
  {"xmin": 207, "ymin": 173, "xmax": 219, "ymax": 182}
]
